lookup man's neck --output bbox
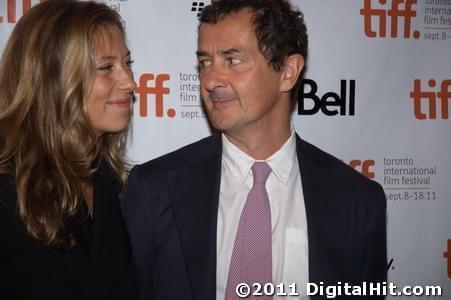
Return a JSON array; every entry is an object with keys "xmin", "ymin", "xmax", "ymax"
[{"xmin": 224, "ymin": 122, "xmax": 292, "ymax": 160}]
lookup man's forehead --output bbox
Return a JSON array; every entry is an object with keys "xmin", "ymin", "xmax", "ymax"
[
  {"xmin": 199, "ymin": 9, "xmax": 255, "ymax": 36},
  {"xmin": 198, "ymin": 10, "xmax": 257, "ymax": 49}
]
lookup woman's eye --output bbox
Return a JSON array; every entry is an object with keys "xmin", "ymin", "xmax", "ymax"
[{"xmin": 97, "ymin": 64, "xmax": 113, "ymax": 71}]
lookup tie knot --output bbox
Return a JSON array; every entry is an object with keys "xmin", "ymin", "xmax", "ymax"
[{"xmin": 251, "ymin": 162, "xmax": 271, "ymax": 185}]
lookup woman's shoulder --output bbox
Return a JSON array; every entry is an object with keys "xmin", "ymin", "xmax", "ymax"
[
  {"xmin": 0, "ymin": 173, "xmax": 17, "ymax": 206},
  {"xmin": 94, "ymin": 159, "xmax": 122, "ymax": 193},
  {"xmin": 0, "ymin": 173, "xmax": 18, "ymax": 226}
]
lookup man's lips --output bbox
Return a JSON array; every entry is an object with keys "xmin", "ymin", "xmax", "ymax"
[{"xmin": 209, "ymin": 90, "xmax": 236, "ymax": 103}]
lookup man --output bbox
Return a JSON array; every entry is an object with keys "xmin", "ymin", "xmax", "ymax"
[{"xmin": 122, "ymin": 0, "xmax": 387, "ymax": 299}]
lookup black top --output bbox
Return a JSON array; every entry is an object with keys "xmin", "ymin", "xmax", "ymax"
[{"xmin": 0, "ymin": 162, "xmax": 138, "ymax": 300}]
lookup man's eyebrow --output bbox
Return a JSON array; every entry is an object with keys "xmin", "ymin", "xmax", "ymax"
[
  {"xmin": 196, "ymin": 48, "xmax": 242, "ymax": 57},
  {"xmin": 221, "ymin": 48, "xmax": 241, "ymax": 55},
  {"xmin": 196, "ymin": 50, "xmax": 209, "ymax": 57}
]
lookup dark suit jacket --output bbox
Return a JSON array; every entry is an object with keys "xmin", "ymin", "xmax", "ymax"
[
  {"xmin": 0, "ymin": 162, "xmax": 138, "ymax": 300},
  {"xmin": 122, "ymin": 134, "xmax": 387, "ymax": 300}
]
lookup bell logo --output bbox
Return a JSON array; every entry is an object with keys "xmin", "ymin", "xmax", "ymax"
[
  {"xmin": 135, "ymin": 73, "xmax": 176, "ymax": 118},
  {"xmin": 297, "ymin": 79, "xmax": 355, "ymax": 116},
  {"xmin": 444, "ymin": 239, "xmax": 451, "ymax": 278},
  {"xmin": 360, "ymin": 0, "xmax": 420, "ymax": 39},
  {"xmin": 0, "ymin": 0, "xmax": 43, "ymax": 24},
  {"xmin": 410, "ymin": 79, "xmax": 451, "ymax": 120},
  {"xmin": 349, "ymin": 160, "xmax": 375, "ymax": 179}
]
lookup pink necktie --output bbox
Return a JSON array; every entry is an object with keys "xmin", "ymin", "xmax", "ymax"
[{"xmin": 225, "ymin": 162, "xmax": 272, "ymax": 300}]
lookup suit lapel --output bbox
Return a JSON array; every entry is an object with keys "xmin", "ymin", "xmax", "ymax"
[
  {"xmin": 296, "ymin": 136, "xmax": 349, "ymax": 283},
  {"xmin": 167, "ymin": 135, "xmax": 222, "ymax": 300}
]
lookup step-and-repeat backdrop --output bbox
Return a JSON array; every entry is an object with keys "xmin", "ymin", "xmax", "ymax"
[{"xmin": 1, "ymin": 0, "xmax": 450, "ymax": 298}]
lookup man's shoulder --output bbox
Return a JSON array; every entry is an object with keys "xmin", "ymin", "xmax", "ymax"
[
  {"xmin": 132, "ymin": 134, "xmax": 222, "ymax": 177},
  {"xmin": 297, "ymin": 137, "xmax": 383, "ymax": 192}
]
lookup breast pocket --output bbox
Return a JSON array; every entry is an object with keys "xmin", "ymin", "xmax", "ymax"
[{"xmin": 282, "ymin": 228, "xmax": 309, "ymax": 299}]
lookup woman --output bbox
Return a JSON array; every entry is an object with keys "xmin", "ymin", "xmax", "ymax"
[{"xmin": 0, "ymin": 1, "xmax": 138, "ymax": 298}]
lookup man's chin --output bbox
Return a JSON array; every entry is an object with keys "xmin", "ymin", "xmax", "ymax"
[{"xmin": 210, "ymin": 119, "xmax": 235, "ymax": 133}]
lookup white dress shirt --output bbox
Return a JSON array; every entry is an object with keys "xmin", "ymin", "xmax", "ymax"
[{"xmin": 216, "ymin": 129, "xmax": 309, "ymax": 299}]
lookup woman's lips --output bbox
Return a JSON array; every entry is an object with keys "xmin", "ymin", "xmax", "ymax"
[{"xmin": 107, "ymin": 98, "xmax": 131, "ymax": 107}]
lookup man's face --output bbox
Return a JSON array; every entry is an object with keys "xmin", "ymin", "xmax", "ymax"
[{"xmin": 197, "ymin": 9, "xmax": 289, "ymax": 136}]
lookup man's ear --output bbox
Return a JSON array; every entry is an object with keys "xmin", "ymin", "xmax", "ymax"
[{"xmin": 280, "ymin": 54, "xmax": 304, "ymax": 93}]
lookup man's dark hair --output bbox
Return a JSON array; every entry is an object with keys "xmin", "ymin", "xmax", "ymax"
[
  {"xmin": 200, "ymin": 0, "xmax": 308, "ymax": 71},
  {"xmin": 199, "ymin": 0, "xmax": 308, "ymax": 102}
]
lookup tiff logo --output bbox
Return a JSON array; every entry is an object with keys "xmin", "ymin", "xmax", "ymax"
[
  {"xmin": 191, "ymin": 2, "xmax": 205, "ymax": 18},
  {"xmin": 135, "ymin": 73, "xmax": 176, "ymax": 118},
  {"xmin": 410, "ymin": 79, "xmax": 451, "ymax": 120},
  {"xmin": 349, "ymin": 160, "xmax": 375, "ymax": 179},
  {"xmin": 444, "ymin": 239, "xmax": 451, "ymax": 278},
  {"xmin": 360, "ymin": 0, "xmax": 420, "ymax": 39},
  {"xmin": 0, "ymin": 0, "xmax": 43, "ymax": 24}
]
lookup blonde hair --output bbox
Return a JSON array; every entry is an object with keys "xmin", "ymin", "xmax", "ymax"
[{"xmin": 0, "ymin": 0, "xmax": 130, "ymax": 249}]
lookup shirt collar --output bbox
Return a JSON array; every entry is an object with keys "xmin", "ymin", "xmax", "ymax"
[
  {"xmin": 222, "ymin": 134, "xmax": 254, "ymax": 185},
  {"xmin": 265, "ymin": 129, "xmax": 297, "ymax": 186},
  {"xmin": 221, "ymin": 127, "xmax": 297, "ymax": 186}
]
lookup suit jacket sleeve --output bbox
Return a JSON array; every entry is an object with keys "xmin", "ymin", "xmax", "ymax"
[
  {"xmin": 343, "ymin": 178, "xmax": 387, "ymax": 300},
  {"xmin": 361, "ymin": 181, "xmax": 387, "ymax": 283}
]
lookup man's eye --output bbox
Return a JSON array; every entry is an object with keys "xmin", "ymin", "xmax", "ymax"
[
  {"xmin": 228, "ymin": 57, "xmax": 241, "ymax": 65},
  {"xmin": 198, "ymin": 60, "xmax": 212, "ymax": 68},
  {"xmin": 125, "ymin": 59, "xmax": 134, "ymax": 69}
]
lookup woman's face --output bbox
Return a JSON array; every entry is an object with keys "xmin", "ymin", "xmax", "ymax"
[{"xmin": 86, "ymin": 26, "xmax": 136, "ymax": 137}]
